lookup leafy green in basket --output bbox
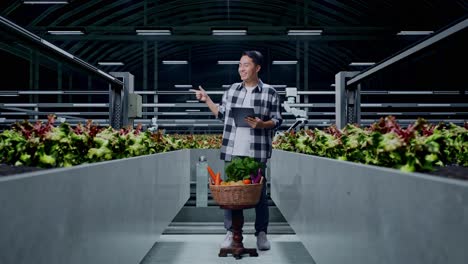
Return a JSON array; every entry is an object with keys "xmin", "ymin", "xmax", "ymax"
[{"xmin": 225, "ymin": 157, "xmax": 265, "ymax": 183}]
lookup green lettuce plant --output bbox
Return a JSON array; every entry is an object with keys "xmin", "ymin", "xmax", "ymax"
[{"xmin": 273, "ymin": 116, "xmax": 467, "ymax": 173}]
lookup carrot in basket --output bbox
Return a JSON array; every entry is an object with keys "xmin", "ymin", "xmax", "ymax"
[
  {"xmin": 215, "ymin": 172, "xmax": 222, "ymax": 185},
  {"xmin": 207, "ymin": 166, "xmax": 217, "ymax": 183}
]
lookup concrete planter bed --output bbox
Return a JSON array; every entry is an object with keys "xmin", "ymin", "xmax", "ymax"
[
  {"xmin": 270, "ymin": 150, "xmax": 468, "ymax": 264},
  {"xmin": 0, "ymin": 150, "xmax": 190, "ymax": 264}
]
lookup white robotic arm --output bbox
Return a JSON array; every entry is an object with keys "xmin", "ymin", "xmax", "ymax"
[
  {"xmin": 148, "ymin": 117, "xmax": 159, "ymax": 133},
  {"xmin": 283, "ymin": 102, "xmax": 307, "ymax": 118},
  {"xmin": 283, "ymin": 87, "xmax": 308, "ymax": 132}
]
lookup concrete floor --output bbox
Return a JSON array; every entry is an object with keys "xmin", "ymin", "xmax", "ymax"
[{"xmin": 141, "ymin": 234, "xmax": 317, "ymax": 264}]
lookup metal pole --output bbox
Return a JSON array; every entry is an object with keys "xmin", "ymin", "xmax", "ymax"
[
  {"xmin": 108, "ymin": 82, "xmax": 122, "ymax": 129},
  {"xmin": 335, "ymin": 71, "xmax": 359, "ymax": 129},
  {"xmin": 304, "ymin": 41, "xmax": 309, "ymax": 117},
  {"xmin": 355, "ymin": 83, "xmax": 361, "ymax": 125},
  {"xmin": 33, "ymin": 51, "xmax": 39, "ymax": 120},
  {"xmin": 143, "ymin": 41, "xmax": 148, "ymax": 102},
  {"xmin": 110, "ymin": 72, "xmax": 134, "ymax": 128},
  {"xmin": 153, "ymin": 41, "xmax": 158, "ymax": 119},
  {"xmin": 296, "ymin": 41, "xmax": 300, "ymax": 91},
  {"xmin": 57, "ymin": 62, "xmax": 62, "ymax": 103},
  {"xmin": 29, "ymin": 49, "xmax": 34, "ymax": 119},
  {"xmin": 88, "ymin": 76, "xmax": 92, "ymax": 104}
]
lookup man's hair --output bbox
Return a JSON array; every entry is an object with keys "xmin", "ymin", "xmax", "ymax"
[{"xmin": 242, "ymin": 50, "xmax": 263, "ymax": 67}]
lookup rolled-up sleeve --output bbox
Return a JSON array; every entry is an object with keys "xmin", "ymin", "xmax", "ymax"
[
  {"xmin": 270, "ymin": 92, "xmax": 283, "ymax": 130},
  {"xmin": 217, "ymin": 91, "xmax": 228, "ymax": 121}
]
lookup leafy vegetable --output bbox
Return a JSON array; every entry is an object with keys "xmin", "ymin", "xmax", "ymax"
[
  {"xmin": 273, "ymin": 116, "xmax": 467, "ymax": 173},
  {"xmin": 0, "ymin": 115, "xmax": 222, "ymax": 168},
  {"xmin": 1, "ymin": 115, "xmax": 465, "ymax": 175},
  {"xmin": 225, "ymin": 157, "xmax": 265, "ymax": 182}
]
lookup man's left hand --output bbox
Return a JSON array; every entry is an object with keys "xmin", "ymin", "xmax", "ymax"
[{"xmin": 245, "ymin": 117, "xmax": 264, "ymax": 129}]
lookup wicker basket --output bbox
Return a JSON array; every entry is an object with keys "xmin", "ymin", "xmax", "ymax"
[{"xmin": 209, "ymin": 177, "xmax": 264, "ymax": 206}]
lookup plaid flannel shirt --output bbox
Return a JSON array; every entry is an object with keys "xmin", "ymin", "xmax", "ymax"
[{"xmin": 217, "ymin": 80, "xmax": 283, "ymax": 163}]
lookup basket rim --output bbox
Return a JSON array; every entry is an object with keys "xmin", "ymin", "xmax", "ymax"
[
  {"xmin": 209, "ymin": 182, "xmax": 263, "ymax": 187},
  {"xmin": 209, "ymin": 176, "xmax": 264, "ymax": 187}
]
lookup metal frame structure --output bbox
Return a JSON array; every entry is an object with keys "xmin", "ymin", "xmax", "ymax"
[
  {"xmin": 347, "ymin": 18, "xmax": 468, "ymax": 87},
  {"xmin": 335, "ymin": 17, "xmax": 468, "ymax": 128},
  {"xmin": 0, "ymin": 16, "xmax": 123, "ymax": 87},
  {"xmin": 1, "ymin": 5, "xmax": 467, "ymax": 132},
  {"xmin": 109, "ymin": 72, "xmax": 134, "ymax": 129},
  {"xmin": 0, "ymin": 16, "xmax": 129, "ymax": 129},
  {"xmin": 335, "ymin": 71, "xmax": 359, "ymax": 129}
]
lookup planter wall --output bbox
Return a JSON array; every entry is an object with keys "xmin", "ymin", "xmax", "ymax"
[
  {"xmin": 0, "ymin": 150, "xmax": 190, "ymax": 264},
  {"xmin": 270, "ymin": 150, "xmax": 468, "ymax": 264}
]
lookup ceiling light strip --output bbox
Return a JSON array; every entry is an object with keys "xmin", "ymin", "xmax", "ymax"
[
  {"xmin": 98, "ymin": 62, "xmax": 124, "ymax": 66},
  {"xmin": 47, "ymin": 30, "xmax": 84, "ymax": 35},
  {"xmin": 218, "ymin": 61, "xmax": 239, "ymax": 65},
  {"xmin": 174, "ymin": 85, "xmax": 193, "ymax": 88},
  {"xmin": 397, "ymin": 31, "xmax": 434, "ymax": 35},
  {"xmin": 136, "ymin": 29, "xmax": 171, "ymax": 35},
  {"xmin": 162, "ymin": 60, "xmax": 188, "ymax": 64},
  {"xmin": 349, "ymin": 62, "xmax": 375, "ymax": 66},
  {"xmin": 23, "ymin": 1, "xmax": 68, "ymax": 4},
  {"xmin": 287, "ymin": 30, "xmax": 322, "ymax": 35},
  {"xmin": 272, "ymin": 61, "xmax": 298, "ymax": 65},
  {"xmin": 212, "ymin": 30, "xmax": 247, "ymax": 35}
]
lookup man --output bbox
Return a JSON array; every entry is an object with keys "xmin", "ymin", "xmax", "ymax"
[{"xmin": 191, "ymin": 50, "xmax": 283, "ymax": 251}]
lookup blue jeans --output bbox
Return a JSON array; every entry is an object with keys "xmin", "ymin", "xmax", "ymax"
[{"xmin": 223, "ymin": 159, "xmax": 269, "ymax": 236}]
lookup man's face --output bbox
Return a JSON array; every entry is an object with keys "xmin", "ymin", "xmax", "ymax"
[{"xmin": 238, "ymin": 55, "xmax": 260, "ymax": 82}]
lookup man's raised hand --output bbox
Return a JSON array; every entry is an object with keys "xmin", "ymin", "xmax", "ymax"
[{"xmin": 189, "ymin": 85, "xmax": 208, "ymax": 102}]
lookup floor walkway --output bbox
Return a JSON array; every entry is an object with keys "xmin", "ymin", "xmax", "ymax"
[
  {"xmin": 141, "ymin": 234, "xmax": 316, "ymax": 264},
  {"xmin": 140, "ymin": 187, "xmax": 317, "ymax": 264}
]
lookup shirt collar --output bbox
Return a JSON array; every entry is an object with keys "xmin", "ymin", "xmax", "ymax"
[{"xmin": 237, "ymin": 79, "xmax": 263, "ymax": 93}]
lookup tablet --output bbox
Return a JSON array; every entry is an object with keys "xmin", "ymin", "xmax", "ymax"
[{"xmin": 231, "ymin": 107, "xmax": 255, "ymax": 127}]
